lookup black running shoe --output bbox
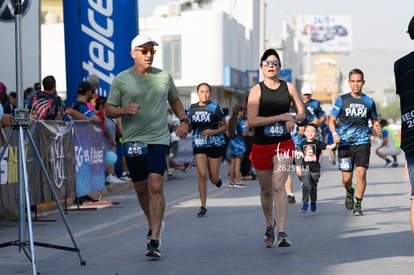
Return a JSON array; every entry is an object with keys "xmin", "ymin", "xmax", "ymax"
[
  {"xmin": 197, "ymin": 207, "xmax": 207, "ymax": 217},
  {"xmin": 345, "ymin": 187, "xmax": 354, "ymax": 210},
  {"xmin": 287, "ymin": 194, "xmax": 296, "ymax": 204},
  {"xmin": 276, "ymin": 231, "xmax": 292, "ymax": 247},
  {"xmin": 264, "ymin": 219, "xmax": 276, "ymax": 248},
  {"xmin": 146, "ymin": 220, "xmax": 165, "ymax": 249},
  {"xmin": 215, "ymin": 179, "xmax": 222, "ymax": 188},
  {"xmin": 145, "ymin": 239, "xmax": 161, "ymax": 258}
]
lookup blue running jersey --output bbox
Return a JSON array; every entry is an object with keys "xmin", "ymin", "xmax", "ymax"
[
  {"xmin": 331, "ymin": 93, "xmax": 378, "ymax": 146},
  {"xmin": 188, "ymin": 100, "xmax": 226, "ymax": 148}
]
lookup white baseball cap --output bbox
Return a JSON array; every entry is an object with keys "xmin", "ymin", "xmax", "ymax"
[
  {"xmin": 130, "ymin": 34, "xmax": 159, "ymax": 50},
  {"xmin": 301, "ymin": 85, "xmax": 313, "ymax": 95}
]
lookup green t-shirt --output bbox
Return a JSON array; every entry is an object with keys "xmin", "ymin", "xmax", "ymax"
[{"xmin": 107, "ymin": 67, "xmax": 179, "ymax": 145}]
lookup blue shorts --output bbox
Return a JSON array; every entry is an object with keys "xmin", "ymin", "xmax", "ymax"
[
  {"xmin": 405, "ymin": 154, "xmax": 414, "ymax": 199},
  {"xmin": 124, "ymin": 144, "xmax": 168, "ymax": 182}
]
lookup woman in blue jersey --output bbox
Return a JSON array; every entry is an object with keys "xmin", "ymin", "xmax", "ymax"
[
  {"xmin": 328, "ymin": 68, "xmax": 382, "ymax": 216},
  {"xmin": 247, "ymin": 49, "xmax": 305, "ymax": 248},
  {"xmin": 188, "ymin": 83, "xmax": 227, "ymax": 217}
]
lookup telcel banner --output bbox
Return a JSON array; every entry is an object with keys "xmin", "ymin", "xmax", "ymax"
[{"xmin": 63, "ymin": 0, "xmax": 138, "ymax": 105}]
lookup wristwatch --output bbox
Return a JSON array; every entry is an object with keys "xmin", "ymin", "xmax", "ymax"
[{"xmin": 180, "ymin": 117, "xmax": 190, "ymax": 124}]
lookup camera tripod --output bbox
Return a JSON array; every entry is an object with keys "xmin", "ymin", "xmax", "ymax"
[
  {"xmin": 0, "ymin": 110, "xmax": 86, "ymax": 274},
  {"xmin": 0, "ymin": 1, "xmax": 85, "ymax": 274}
]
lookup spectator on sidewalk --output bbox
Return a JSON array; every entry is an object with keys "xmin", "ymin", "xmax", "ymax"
[
  {"xmin": 95, "ymin": 96, "xmax": 125, "ymax": 185},
  {"xmin": 87, "ymin": 74, "xmax": 100, "ymax": 112},
  {"xmin": 375, "ymin": 119, "xmax": 402, "ymax": 167},
  {"xmin": 71, "ymin": 81, "xmax": 102, "ymax": 204},
  {"xmin": 0, "ymin": 82, "xmax": 12, "ymax": 114},
  {"xmin": 29, "ymin": 75, "xmax": 87, "ymax": 121}
]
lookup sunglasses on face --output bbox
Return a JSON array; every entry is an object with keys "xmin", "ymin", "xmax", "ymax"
[
  {"xmin": 262, "ymin": 60, "xmax": 279, "ymax": 67},
  {"xmin": 134, "ymin": 48, "xmax": 157, "ymax": 55}
]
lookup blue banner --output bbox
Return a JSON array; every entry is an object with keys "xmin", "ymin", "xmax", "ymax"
[
  {"xmin": 63, "ymin": 0, "xmax": 138, "ymax": 106},
  {"xmin": 73, "ymin": 122, "xmax": 105, "ymax": 197}
]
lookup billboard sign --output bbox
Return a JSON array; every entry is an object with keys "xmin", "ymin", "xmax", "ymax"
[
  {"xmin": 63, "ymin": 0, "xmax": 138, "ymax": 106},
  {"xmin": 295, "ymin": 15, "xmax": 352, "ymax": 53}
]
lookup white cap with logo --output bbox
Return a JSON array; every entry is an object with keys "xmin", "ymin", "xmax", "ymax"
[
  {"xmin": 130, "ymin": 34, "xmax": 159, "ymax": 50},
  {"xmin": 301, "ymin": 85, "xmax": 313, "ymax": 95}
]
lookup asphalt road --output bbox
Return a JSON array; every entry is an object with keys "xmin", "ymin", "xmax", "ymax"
[{"xmin": 0, "ymin": 147, "xmax": 413, "ymax": 275}]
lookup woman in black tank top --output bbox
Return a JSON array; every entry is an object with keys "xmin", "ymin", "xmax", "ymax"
[{"xmin": 247, "ymin": 49, "xmax": 305, "ymax": 248}]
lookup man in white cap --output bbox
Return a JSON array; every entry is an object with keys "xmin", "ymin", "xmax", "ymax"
[
  {"xmin": 394, "ymin": 15, "xmax": 414, "ymax": 235},
  {"xmin": 105, "ymin": 34, "xmax": 189, "ymax": 258}
]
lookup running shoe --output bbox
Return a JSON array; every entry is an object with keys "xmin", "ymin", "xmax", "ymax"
[
  {"xmin": 345, "ymin": 187, "xmax": 354, "ymax": 210},
  {"xmin": 264, "ymin": 219, "xmax": 276, "ymax": 248},
  {"xmin": 167, "ymin": 169, "xmax": 174, "ymax": 180},
  {"xmin": 287, "ymin": 194, "xmax": 296, "ymax": 204},
  {"xmin": 385, "ymin": 159, "xmax": 394, "ymax": 168},
  {"xmin": 215, "ymin": 179, "xmax": 222, "ymax": 188},
  {"xmin": 146, "ymin": 220, "xmax": 165, "ymax": 249},
  {"xmin": 276, "ymin": 231, "xmax": 292, "ymax": 247},
  {"xmin": 184, "ymin": 162, "xmax": 191, "ymax": 172},
  {"xmin": 105, "ymin": 174, "xmax": 125, "ymax": 184},
  {"xmin": 159, "ymin": 220, "xmax": 165, "ymax": 249},
  {"xmin": 197, "ymin": 207, "xmax": 207, "ymax": 217},
  {"xmin": 353, "ymin": 203, "xmax": 363, "ymax": 216},
  {"xmin": 228, "ymin": 182, "xmax": 234, "ymax": 188},
  {"xmin": 310, "ymin": 202, "xmax": 317, "ymax": 212},
  {"xmin": 145, "ymin": 239, "xmax": 161, "ymax": 258},
  {"xmin": 120, "ymin": 172, "xmax": 132, "ymax": 181},
  {"xmin": 146, "ymin": 229, "xmax": 152, "ymax": 243},
  {"xmin": 300, "ymin": 203, "xmax": 308, "ymax": 213},
  {"xmin": 232, "ymin": 182, "xmax": 246, "ymax": 188}
]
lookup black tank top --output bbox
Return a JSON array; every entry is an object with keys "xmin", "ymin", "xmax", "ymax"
[{"xmin": 254, "ymin": 80, "xmax": 292, "ymax": 144}]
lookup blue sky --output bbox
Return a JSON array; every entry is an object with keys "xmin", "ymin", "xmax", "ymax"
[{"xmin": 138, "ymin": 0, "xmax": 413, "ymax": 52}]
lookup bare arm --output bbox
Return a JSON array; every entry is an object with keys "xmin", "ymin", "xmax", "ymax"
[
  {"xmin": 168, "ymin": 97, "xmax": 189, "ymax": 138},
  {"xmin": 326, "ymin": 143, "xmax": 336, "ymax": 150},
  {"xmin": 372, "ymin": 119, "xmax": 382, "ymax": 137},
  {"xmin": 105, "ymin": 102, "xmax": 140, "ymax": 119},
  {"xmin": 66, "ymin": 107, "xmax": 100, "ymax": 121},
  {"xmin": 202, "ymin": 119, "xmax": 227, "ymax": 137},
  {"xmin": 0, "ymin": 114, "xmax": 14, "ymax": 128},
  {"xmin": 328, "ymin": 116, "xmax": 340, "ymax": 144},
  {"xmin": 247, "ymin": 84, "xmax": 296, "ymax": 128},
  {"xmin": 287, "ymin": 82, "xmax": 306, "ymax": 122}
]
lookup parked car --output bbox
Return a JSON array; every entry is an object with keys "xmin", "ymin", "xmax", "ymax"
[
  {"xmin": 333, "ymin": 25, "xmax": 348, "ymax": 36},
  {"xmin": 310, "ymin": 26, "xmax": 335, "ymax": 43}
]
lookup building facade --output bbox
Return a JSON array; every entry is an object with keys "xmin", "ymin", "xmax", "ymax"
[{"xmin": 139, "ymin": 0, "xmax": 263, "ymax": 109}]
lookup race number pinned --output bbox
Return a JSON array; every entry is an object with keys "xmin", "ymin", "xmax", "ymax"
[{"xmin": 124, "ymin": 142, "xmax": 148, "ymax": 158}]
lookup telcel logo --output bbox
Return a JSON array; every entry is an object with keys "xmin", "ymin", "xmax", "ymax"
[
  {"xmin": 0, "ymin": 0, "xmax": 30, "ymax": 22},
  {"xmin": 81, "ymin": 0, "xmax": 115, "ymax": 95}
]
